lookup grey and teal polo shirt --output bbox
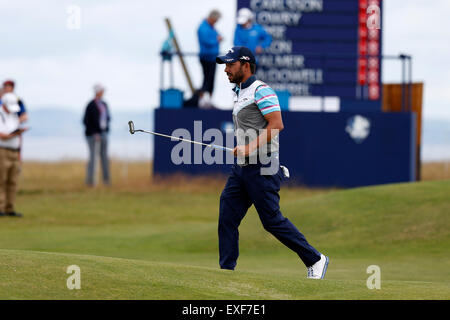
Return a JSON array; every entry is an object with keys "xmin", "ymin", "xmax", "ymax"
[{"xmin": 232, "ymin": 75, "xmax": 281, "ymax": 163}]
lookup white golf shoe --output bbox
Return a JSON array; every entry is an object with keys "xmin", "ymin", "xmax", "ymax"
[{"xmin": 307, "ymin": 254, "xmax": 329, "ymax": 279}]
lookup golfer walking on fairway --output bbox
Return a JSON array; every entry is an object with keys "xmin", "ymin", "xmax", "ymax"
[{"xmin": 216, "ymin": 46, "xmax": 329, "ymax": 279}]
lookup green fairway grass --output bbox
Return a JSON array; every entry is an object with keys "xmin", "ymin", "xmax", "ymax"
[{"xmin": 0, "ymin": 162, "xmax": 449, "ymax": 299}]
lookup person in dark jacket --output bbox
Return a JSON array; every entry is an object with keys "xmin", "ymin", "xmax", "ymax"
[
  {"xmin": 83, "ymin": 84, "xmax": 111, "ymax": 186},
  {"xmin": 197, "ymin": 9, "xmax": 222, "ymax": 108}
]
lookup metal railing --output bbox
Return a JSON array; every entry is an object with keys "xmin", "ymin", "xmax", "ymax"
[{"xmin": 160, "ymin": 51, "xmax": 413, "ymax": 111}]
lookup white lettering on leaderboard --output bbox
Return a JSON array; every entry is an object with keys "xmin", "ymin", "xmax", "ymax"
[
  {"xmin": 249, "ymin": 0, "xmax": 325, "ymax": 97},
  {"xmin": 251, "ymin": 0, "xmax": 324, "ymax": 12}
]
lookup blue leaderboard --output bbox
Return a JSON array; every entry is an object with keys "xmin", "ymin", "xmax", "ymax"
[
  {"xmin": 237, "ymin": 0, "xmax": 382, "ymax": 109},
  {"xmin": 153, "ymin": 109, "xmax": 416, "ymax": 188}
]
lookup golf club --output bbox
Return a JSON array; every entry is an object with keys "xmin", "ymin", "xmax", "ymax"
[{"xmin": 128, "ymin": 121, "xmax": 234, "ymax": 152}]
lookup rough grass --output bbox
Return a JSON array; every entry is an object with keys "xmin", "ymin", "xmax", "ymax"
[{"xmin": 421, "ymin": 161, "xmax": 450, "ymax": 181}]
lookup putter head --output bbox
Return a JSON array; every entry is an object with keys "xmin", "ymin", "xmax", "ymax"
[{"xmin": 128, "ymin": 121, "xmax": 135, "ymax": 134}]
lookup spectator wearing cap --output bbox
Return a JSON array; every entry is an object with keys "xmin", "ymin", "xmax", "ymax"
[
  {"xmin": 234, "ymin": 8, "xmax": 272, "ymax": 55},
  {"xmin": 197, "ymin": 9, "xmax": 223, "ymax": 108},
  {"xmin": 0, "ymin": 80, "xmax": 29, "ymax": 217},
  {"xmin": 1, "ymin": 81, "xmax": 28, "ymax": 124},
  {"xmin": 82, "ymin": 84, "xmax": 111, "ymax": 187}
]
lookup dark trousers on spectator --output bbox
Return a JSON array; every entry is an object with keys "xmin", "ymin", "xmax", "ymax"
[{"xmin": 200, "ymin": 59, "xmax": 216, "ymax": 94}]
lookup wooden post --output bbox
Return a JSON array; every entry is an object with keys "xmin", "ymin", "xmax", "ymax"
[
  {"xmin": 382, "ymin": 82, "xmax": 424, "ymax": 181},
  {"xmin": 165, "ymin": 18, "xmax": 195, "ymax": 95}
]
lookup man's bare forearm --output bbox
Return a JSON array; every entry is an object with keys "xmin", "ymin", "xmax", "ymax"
[
  {"xmin": 248, "ymin": 123, "xmax": 283, "ymax": 153},
  {"xmin": 19, "ymin": 113, "xmax": 28, "ymax": 123}
]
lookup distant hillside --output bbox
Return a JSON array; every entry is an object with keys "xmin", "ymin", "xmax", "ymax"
[
  {"xmin": 17, "ymin": 108, "xmax": 450, "ymax": 161},
  {"xmin": 22, "ymin": 108, "xmax": 154, "ymax": 160},
  {"xmin": 26, "ymin": 107, "xmax": 154, "ymax": 138},
  {"xmin": 422, "ymin": 117, "xmax": 450, "ymax": 161}
]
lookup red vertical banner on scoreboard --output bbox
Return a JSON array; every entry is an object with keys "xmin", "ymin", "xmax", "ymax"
[
  {"xmin": 359, "ymin": 0, "xmax": 381, "ymax": 100},
  {"xmin": 358, "ymin": 0, "xmax": 368, "ymax": 86}
]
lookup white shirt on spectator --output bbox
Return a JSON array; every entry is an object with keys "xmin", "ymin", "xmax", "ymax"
[{"xmin": 0, "ymin": 93, "xmax": 21, "ymax": 149}]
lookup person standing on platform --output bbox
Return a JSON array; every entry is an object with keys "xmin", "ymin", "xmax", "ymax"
[
  {"xmin": 197, "ymin": 9, "xmax": 223, "ymax": 109},
  {"xmin": 233, "ymin": 8, "xmax": 272, "ymax": 56}
]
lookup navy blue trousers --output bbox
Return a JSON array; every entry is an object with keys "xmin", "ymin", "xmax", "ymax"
[
  {"xmin": 200, "ymin": 59, "xmax": 216, "ymax": 94},
  {"xmin": 219, "ymin": 163, "xmax": 321, "ymax": 270}
]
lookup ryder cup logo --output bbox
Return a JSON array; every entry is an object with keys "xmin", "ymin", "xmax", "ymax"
[{"xmin": 346, "ymin": 115, "xmax": 371, "ymax": 143}]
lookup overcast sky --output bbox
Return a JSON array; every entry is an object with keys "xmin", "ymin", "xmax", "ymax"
[{"xmin": 0, "ymin": 0, "xmax": 449, "ymax": 120}]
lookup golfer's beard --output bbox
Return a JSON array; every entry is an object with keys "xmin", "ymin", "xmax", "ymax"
[{"xmin": 228, "ymin": 70, "xmax": 244, "ymax": 84}]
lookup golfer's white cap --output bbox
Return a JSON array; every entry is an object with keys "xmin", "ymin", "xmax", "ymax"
[
  {"xmin": 93, "ymin": 83, "xmax": 105, "ymax": 93},
  {"xmin": 237, "ymin": 8, "xmax": 254, "ymax": 25},
  {"xmin": 1, "ymin": 93, "xmax": 20, "ymax": 113}
]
